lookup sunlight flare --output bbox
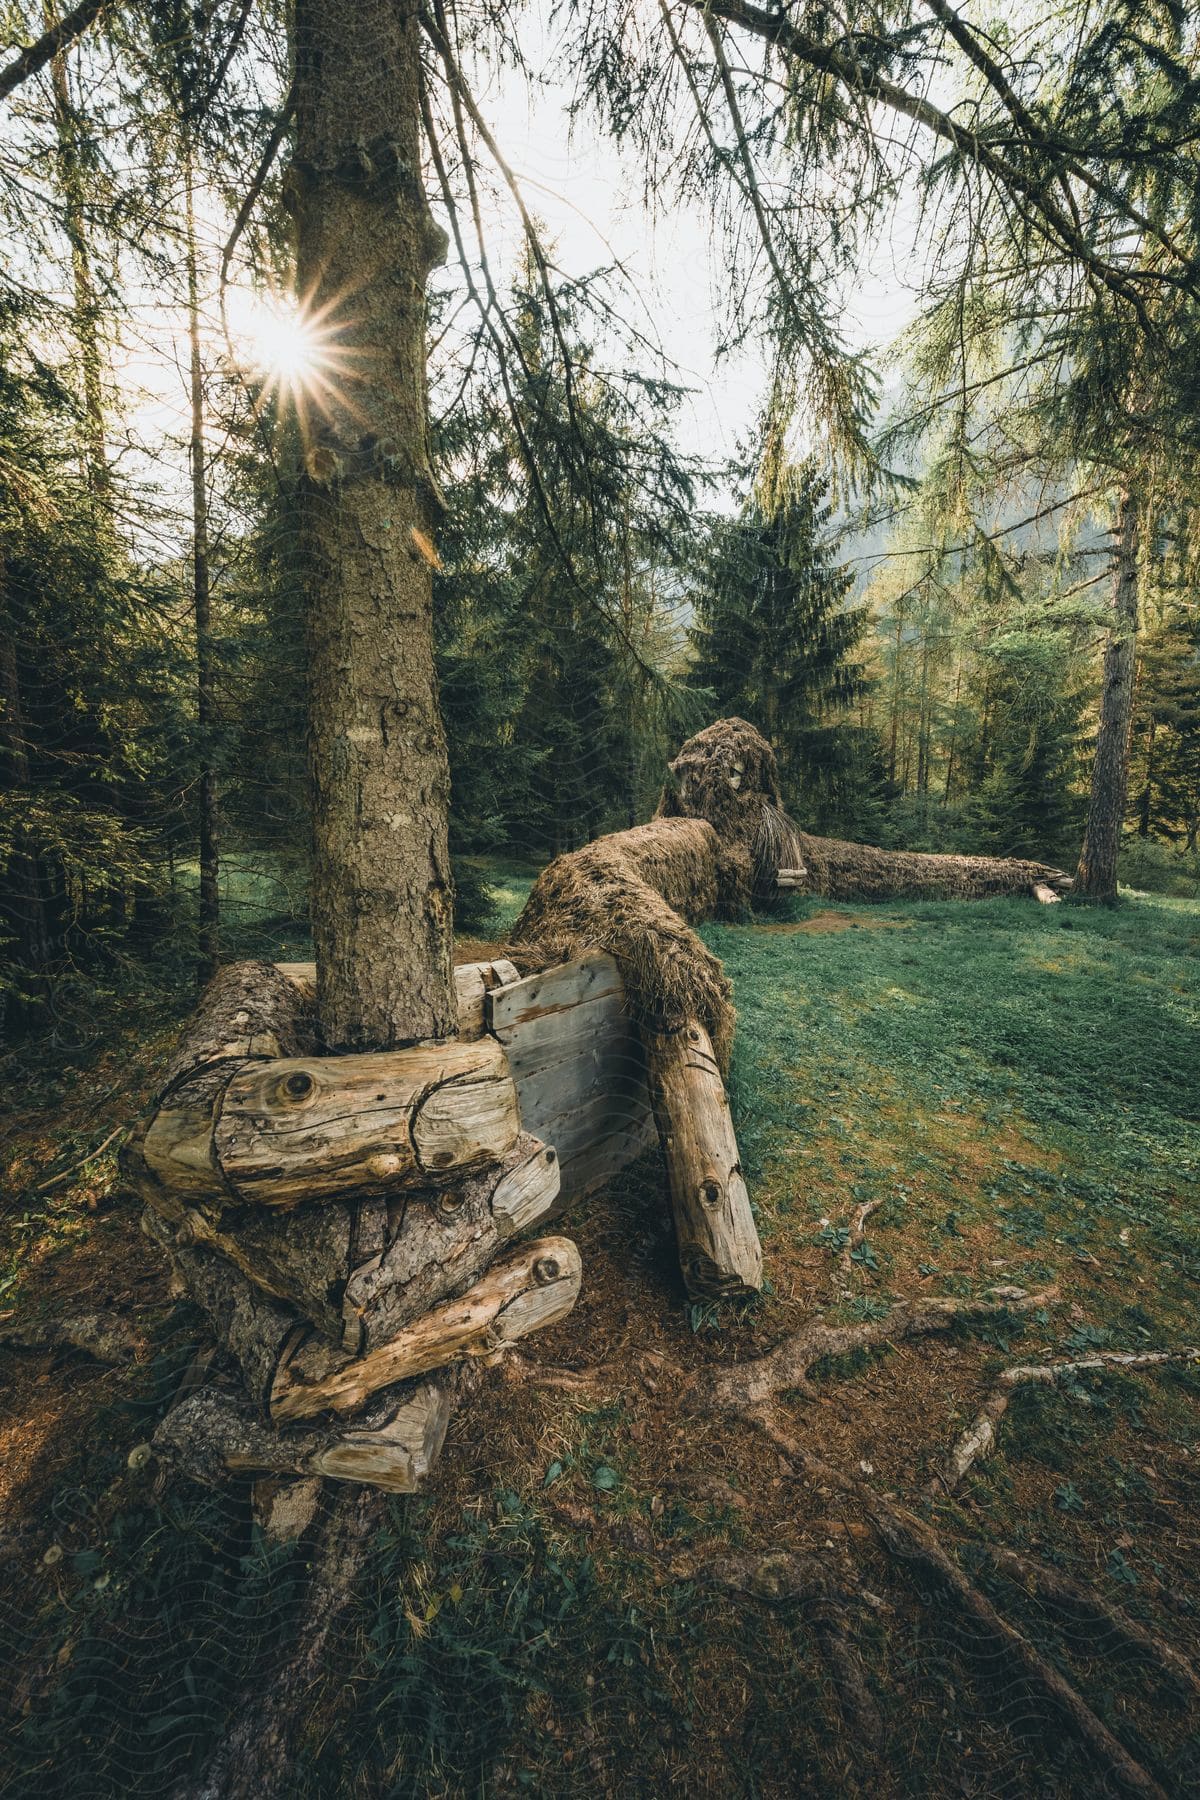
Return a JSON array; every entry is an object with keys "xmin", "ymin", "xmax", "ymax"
[{"xmin": 228, "ymin": 291, "xmax": 326, "ymax": 392}]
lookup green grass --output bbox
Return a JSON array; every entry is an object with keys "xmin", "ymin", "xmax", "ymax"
[{"xmin": 703, "ymin": 892, "xmax": 1200, "ymax": 1337}]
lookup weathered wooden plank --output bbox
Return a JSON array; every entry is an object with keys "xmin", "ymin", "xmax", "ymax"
[
  {"xmin": 488, "ymin": 953, "xmax": 624, "ymax": 1033},
  {"xmin": 489, "ymin": 952, "xmax": 656, "ymax": 1204},
  {"xmin": 557, "ymin": 1113, "xmax": 659, "ymax": 1200}
]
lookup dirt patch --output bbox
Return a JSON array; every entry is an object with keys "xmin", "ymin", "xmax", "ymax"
[{"xmin": 751, "ymin": 910, "xmax": 912, "ymax": 936}]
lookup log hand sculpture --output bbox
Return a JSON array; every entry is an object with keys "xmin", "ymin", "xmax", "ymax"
[
  {"xmin": 124, "ymin": 957, "xmax": 579, "ymax": 1497},
  {"xmin": 127, "ymin": 719, "xmax": 1074, "ymax": 1492}
]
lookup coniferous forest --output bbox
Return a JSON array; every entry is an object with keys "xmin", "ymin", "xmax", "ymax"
[{"xmin": 1, "ymin": 4, "xmax": 1199, "ymax": 1796}]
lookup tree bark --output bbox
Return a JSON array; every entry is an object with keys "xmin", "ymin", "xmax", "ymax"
[
  {"xmin": 184, "ymin": 136, "xmax": 220, "ymax": 982},
  {"xmin": 1075, "ymin": 489, "xmax": 1140, "ymax": 902},
  {"xmin": 290, "ymin": 0, "xmax": 455, "ymax": 1050},
  {"xmin": 43, "ymin": 0, "xmax": 110, "ymax": 503}
]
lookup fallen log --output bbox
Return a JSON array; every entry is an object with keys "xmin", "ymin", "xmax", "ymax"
[
  {"xmin": 645, "ymin": 1019, "xmax": 763, "ymax": 1299},
  {"xmin": 272, "ymin": 1235, "xmax": 582, "ymax": 1422}
]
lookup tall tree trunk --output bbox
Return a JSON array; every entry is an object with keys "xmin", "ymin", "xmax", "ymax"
[
  {"xmin": 916, "ymin": 631, "xmax": 930, "ymax": 807},
  {"xmin": 888, "ymin": 603, "xmax": 903, "ymax": 785},
  {"xmin": 943, "ymin": 663, "xmax": 962, "ymax": 802},
  {"xmin": 0, "ymin": 563, "xmax": 51, "ymax": 1029},
  {"xmin": 1137, "ymin": 717, "xmax": 1155, "ymax": 838},
  {"xmin": 1075, "ymin": 489, "xmax": 1140, "ymax": 903},
  {"xmin": 291, "ymin": 0, "xmax": 455, "ymax": 1050},
  {"xmin": 184, "ymin": 140, "xmax": 219, "ymax": 982},
  {"xmin": 43, "ymin": 0, "xmax": 109, "ymax": 503}
]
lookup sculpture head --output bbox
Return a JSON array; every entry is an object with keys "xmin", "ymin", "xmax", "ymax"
[{"xmin": 657, "ymin": 718, "xmax": 807, "ymax": 899}]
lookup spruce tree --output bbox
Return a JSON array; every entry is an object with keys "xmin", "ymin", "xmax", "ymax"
[{"xmin": 692, "ymin": 454, "xmax": 874, "ymax": 831}]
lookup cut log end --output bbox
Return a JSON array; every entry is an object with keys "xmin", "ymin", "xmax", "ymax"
[{"xmin": 1031, "ymin": 882, "xmax": 1062, "ymax": 905}]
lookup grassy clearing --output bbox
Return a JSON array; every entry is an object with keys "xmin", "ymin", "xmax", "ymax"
[
  {"xmin": 2, "ymin": 889, "xmax": 1199, "ymax": 1796},
  {"xmin": 703, "ymin": 892, "xmax": 1199, "ymax": 1345}
]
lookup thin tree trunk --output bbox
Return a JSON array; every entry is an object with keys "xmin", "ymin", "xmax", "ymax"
[
  {"xmin": 943, "ymin": 663, "xmax": 962, "ymax": 802},
  {"xmin": 916, "ymin": 630, "xmax": 930, "ymax": 807},
  {"xmin": 184, "ymin": 141, "xmax": 219, "ymax": 982},
  {"xmin": 621, "ymin": 493, "xmax": 638, "ymax": 829},
  {"xmin": 888, "ymin": 602, "xmax": 903, "ymax": 785},
  {"xmin": 43, "ymin": 0, "xmax": 109, "ymax": 502},
  {"xmin": 1075, "ymin": 489, "xmax": 1140, "ymax": 902},
  {"xmin": 292, "ymin": 0, "xmax": 455, "ymax": 1050},
  {"xmin": 0, "ymin": 563, "xmax": 52, "ymax": 1028},
  {"xmin": 1137, "ymin": 717, "xmax": 1155, "ymax": 838}
]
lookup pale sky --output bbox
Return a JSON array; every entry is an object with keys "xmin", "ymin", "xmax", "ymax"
[{"xmin": 104, "ymin": 16, "xmax": 927, "ymax": 536}]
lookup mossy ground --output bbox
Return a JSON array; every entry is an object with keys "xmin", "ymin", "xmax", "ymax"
[{"xmin": 1, "ymin": 888, "xmax": 1197, "ymax": 1796}]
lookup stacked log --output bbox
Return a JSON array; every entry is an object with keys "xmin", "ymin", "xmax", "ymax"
[{"xmin": 124, "ymin": 958, "xmax": 578, "ymax": 1497}]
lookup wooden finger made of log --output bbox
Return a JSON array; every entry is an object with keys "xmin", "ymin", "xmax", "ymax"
[
  {"xmin": 645, "ymin": 1019, "xmax": 763, "ymax": 1300},
  {"xmin": 340, "ymin": 1132, "xmax": 561, "ymax": 1353},
  {"xmin": 271, "ymin": 1236, "xmax": 583, "ymax": 1422},
  {"xmin": 141, "ymin": 1035, "xmax": 520, "ymax": 1213}
]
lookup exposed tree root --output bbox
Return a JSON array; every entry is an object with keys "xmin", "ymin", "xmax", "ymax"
[
  {"xmin": 972, "ymin": 1543, "xmax": 1200, "ymax": 1703},
  {"xmin": 934, "ymin": 1348, "xmax": 1200, "ymax": 1494},
  {"xmin": 743, "ymin": 1410, "xmax": 1170, "ymax": 1800},
  {"xmin": 701, "ymin": 1288, "xmax": 1060, "ymax": 1410},
  {"xmin": 174, "ymin": 1485, "xmax": 384, "ymax": 1800},
  {"xmin": 0, "ymin": 1310, "xmax": 146, "ymax": 1364}
]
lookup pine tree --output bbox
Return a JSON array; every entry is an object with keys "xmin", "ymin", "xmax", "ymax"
[
  {"xmin": 692, "ymin": 454, "xmax": 875, "ymax": 831},
  {"xmin": 963, "ymin": 633, "xmax": 1086, "ymax": 864}
]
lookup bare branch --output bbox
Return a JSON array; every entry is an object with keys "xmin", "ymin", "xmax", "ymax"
[{"xmin": 0, "ymin": 0, "xmax": 106, "ymax": 106}]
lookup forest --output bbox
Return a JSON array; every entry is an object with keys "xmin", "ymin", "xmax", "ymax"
[{"xmin": 1, "ymin": 1, "xmax": 1198, "ymax": 1796}]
